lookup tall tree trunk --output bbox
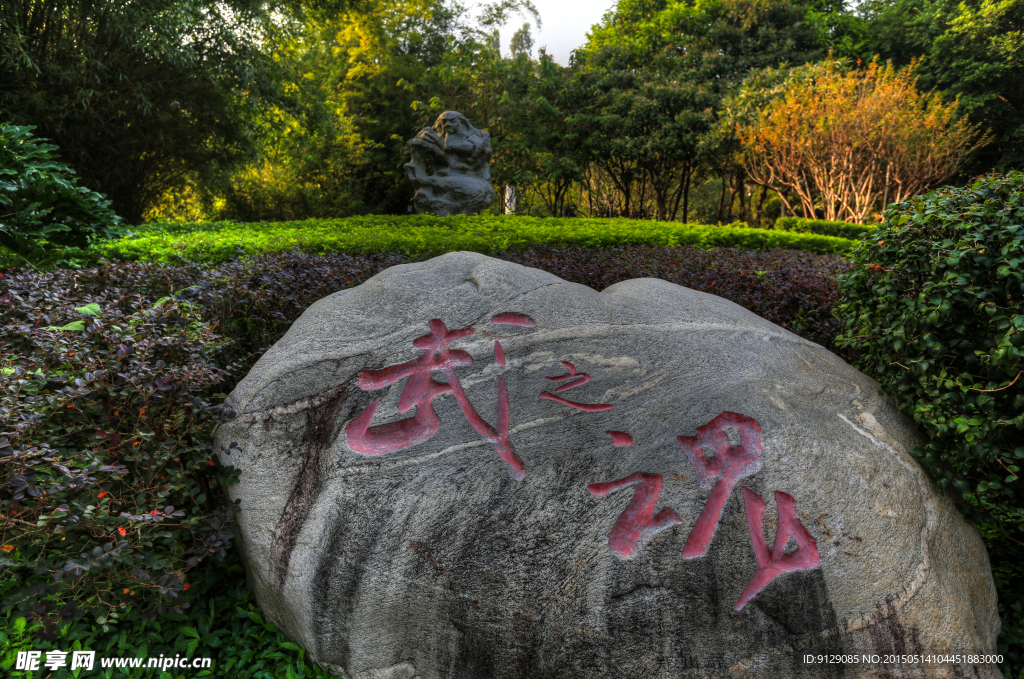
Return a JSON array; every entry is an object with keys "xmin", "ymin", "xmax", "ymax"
[
  {"xmin": 682, "ymin": 170, "xmax": 690, "ymax": 223},
  {"xmin": 726, "ymin": 173, "xmax": 737, "ymax": 222},
  {"xmin": 636, "ymin": 172, "xmax": 648, "ymax": 219},
  {"xmin": 669, "ymin": 162, "xmax": 690, "ymax": 222},
  {"xmin": 653, "ymin": 174, "xmax": 668, "ymax": 221},
  {"xmin": 754, "ymin": 185, "xmax": 767, "ymax": 226},
  {"xmin": 882, "ymin": 161, "xmax": 891, "ymax": 219},
  {"xmin": 738, "ymin": 175, "xmax": 748, "ymax": 223},
  {"xmin": 589, "ymin": 165, "xmax": 598, "ymax": 216},
  {"xmin": 717, "ymin": 174, "xmax": 727, "ymax": 223}
]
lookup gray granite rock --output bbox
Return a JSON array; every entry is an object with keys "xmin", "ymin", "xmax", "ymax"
[
  {"xmin": 216, "ymin": 252, "xmax": 1001, "ymax": 679},
  {"xmin": 404, "ymin": 112, "xmax": 495, "ymax": 216}
]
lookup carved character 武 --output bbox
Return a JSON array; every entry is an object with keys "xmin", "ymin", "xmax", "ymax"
[{"xmin": 344, "ymin": 318, "xmax": 525, "ymax": 479}]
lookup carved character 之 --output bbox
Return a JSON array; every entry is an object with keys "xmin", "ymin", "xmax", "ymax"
[{"xmin": 539, "ymin": 360, "xmax": 614, "ymax": 412}]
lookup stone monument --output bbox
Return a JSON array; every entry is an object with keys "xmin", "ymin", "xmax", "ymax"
[
  {"xmin": 215, "ymin": 252, "xmax": 1001, "ymax": 679},
  {"xmin": 404, "ymin": 111, "xmax": 495, "ymax": 216}
]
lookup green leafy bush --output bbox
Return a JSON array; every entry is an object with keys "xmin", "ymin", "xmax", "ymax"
[
  {"xmin": 0, "ymin": 254, "xmax": 411, "ymax": 676},
  {"xmin": 1, "ymin": 556, "xmax": 334, "ymax": 678},
  {"xmin": 96, "ymin": 215, "xmax": 858, "ymax": 264},
  {"xmin": 0, "ymin": 608, "xmax": 40, "ymax": 675},
  {"xmin": 774, "ymin": 216, "xmax": 876, "ymax": 240},
  {"xmin": 0, "ymin": 124, "xmax": 125, "ymax": 267},
  {"xmin": 0, "ymin": 265, "xmax": 242, "ymax": 631},
  {"xmin": 834, "ymin": 171, "xmax": 1024, "ymax": 674}
]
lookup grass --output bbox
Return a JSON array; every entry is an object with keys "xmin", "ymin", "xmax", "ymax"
[{"xmin": 97, "ymin": 214, "xmax": 861, "ymax": 264}]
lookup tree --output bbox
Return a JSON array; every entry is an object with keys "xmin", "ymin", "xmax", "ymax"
[
  {"xmin": 301, "ymin": 0, "xmax": 470, "ymax": 215},
  {"xmin": 857, "ymin": 0, "xmax": 1024, "ymax": 172},
  {"xmin": 0, "ymin": 1, "xmax": 334, "ymax": 223},
  {"xmin": 485, "ymin": 52, "xmax": 594, "ymax": 218},
  {"xmin": 719, "ymin": 59, "xmax": 836, "ymax": 221},
  {"xmin": 570, "ymin": 0, "xmax": 832, "ymax": 222},
  {"xmin": 205, "ymin": 0, "xmax": 541, "ymax": 220},
  {"xmin": 738, "ymin": 59, "xmax": 985, "ymax": 222},
  {"xmin": 562, "ymin": 55, "xmax": 715, "ymax": 220},
  {"xmin": 510, "ymin": 22, "xmax": 533, "ymax": 58}
]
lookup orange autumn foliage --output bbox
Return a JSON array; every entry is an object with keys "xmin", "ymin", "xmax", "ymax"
[{"xmin": 739, "ymin": 59, "xmax": 987, "ymax": 223}]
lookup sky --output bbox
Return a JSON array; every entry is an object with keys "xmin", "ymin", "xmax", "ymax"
[{"xmin": 470, "ymin": 0, "xmax": 619, "ymax": 65}]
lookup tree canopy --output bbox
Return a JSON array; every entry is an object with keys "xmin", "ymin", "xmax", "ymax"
[
  {"xmin": 0, "ymin": 0, "xmax": 320, "ymax": 223},
  {"xmin": 738, "ymin": 58, "xmax": 985, "ymax": 222},
  {"xmin": 4, "ymin": 0, "xmax": 1018, "ymax": 225},
  {"xmin": 856, "ymin": 0, "xmax": 1024, "ymax": 171}
]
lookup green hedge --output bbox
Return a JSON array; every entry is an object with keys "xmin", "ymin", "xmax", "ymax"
[
  {"xmin": 834, "ymin": 171, "xmax": 1024, "ymax": 674},
  {"xmin": 775, "ymin": 216, "xmax": 876, "ymax": 240},
  {"xmin": 97, "ymin": 215, "xmax": 858, "ymax": 264}
]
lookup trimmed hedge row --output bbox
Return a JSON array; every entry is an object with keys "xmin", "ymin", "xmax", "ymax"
[
  {"xmin": 98, "ymin": 215, "xmax": 859, "ymax": 264},
  {"xmin": 774, "ymin": 216, "xmax": 876, "ymax": 240}
]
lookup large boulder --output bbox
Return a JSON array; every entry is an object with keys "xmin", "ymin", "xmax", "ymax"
[{"xmin": 215, "ymin": 252, "xmax": 1001, "ymax": 679}]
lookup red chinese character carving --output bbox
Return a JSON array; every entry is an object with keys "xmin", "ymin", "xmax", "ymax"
[
  {"xmin": 734, "ymin": 488, "xmax": 821, "ymax": 611},
  {"xmin": 344, "ymin": 319, "xmax": 525, "ymax": 479},
  {"xmin": 588, "ymin": 473, "xmax": 682, "ymax": 558},
  {"xmin": 678, "ymin": 412, "xmax": 763, "ymax": 559},
  {"xmin": 494, "ymin": 340, "xmax": 506, "ymax": 367},
  {"xmin": 539, "ymin": 361, "xmax": 613, "ymax": 412},
  {"xmin": 605, "ymin": 431, "xmax": 634, "ymax": 446},
  {"xmin": 491, "ymin": 312, "xmax": 535, "ymax": 327}
]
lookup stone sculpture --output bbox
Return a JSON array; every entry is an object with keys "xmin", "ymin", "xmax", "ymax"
[
  {"xmin": 216, "ymin": 252, "xmax": 1002, "ymax": 679},
  {"xmin": 404, "ymin": 111, "xmax": 495, "ymax": 216}
]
